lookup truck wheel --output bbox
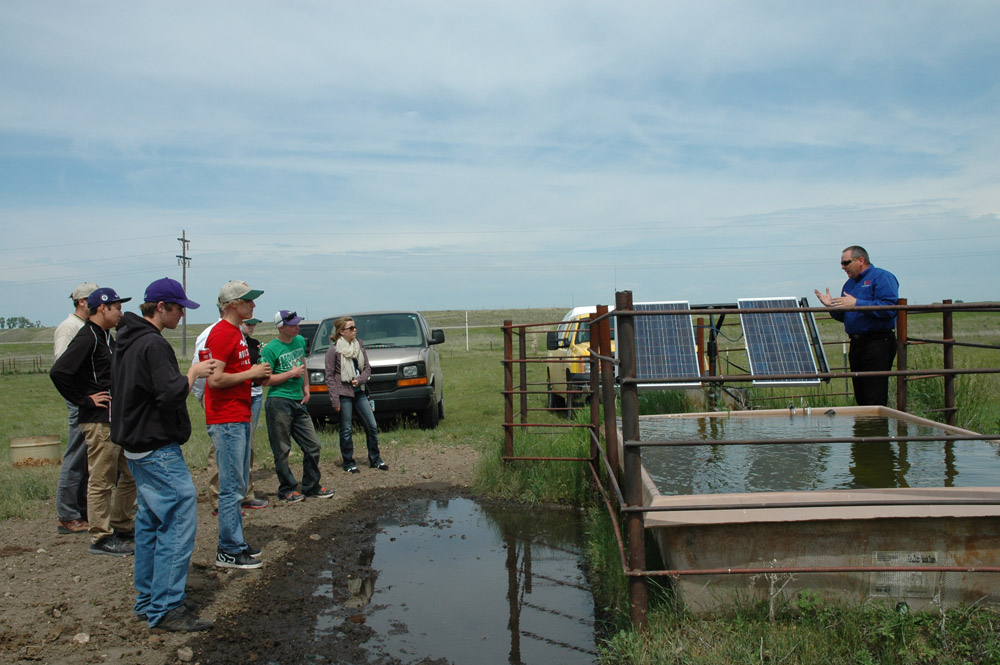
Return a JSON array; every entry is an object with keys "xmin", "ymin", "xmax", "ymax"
[
  {"xmin": 438, "ymin": 399, "xmax": 445, "ymax": 420},
  {"xmin": 420, "ymin": 402, "xmax": 440, "ymax": 429}
]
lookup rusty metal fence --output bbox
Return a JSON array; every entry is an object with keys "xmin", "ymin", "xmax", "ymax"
[{"xmin": 502, "ymin": 292, "xmax": 1000, "ymax": 628}]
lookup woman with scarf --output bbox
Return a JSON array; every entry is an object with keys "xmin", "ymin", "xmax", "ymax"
[{"xmin": 324, "ymin": 317, "xmax": 388, "ymax": 473}]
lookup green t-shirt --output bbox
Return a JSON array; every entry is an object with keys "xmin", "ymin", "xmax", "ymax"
[{"xmin": 261, "ymin": 335, "xmax": 307, "ymax": 401}]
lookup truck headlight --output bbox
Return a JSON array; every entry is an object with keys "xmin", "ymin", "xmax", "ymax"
[
  {"xmin": 309, "ymin": 370, "xmax": 325, "ymax": 384},
  {"xmin": 402, "ymin": 364, "xmax": 420, "ymax": 379}
]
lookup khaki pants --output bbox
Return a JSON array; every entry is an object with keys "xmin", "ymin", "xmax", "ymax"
[{"xmin": 81, "ymin": 422, "xmax": 137, "ymax": 545}]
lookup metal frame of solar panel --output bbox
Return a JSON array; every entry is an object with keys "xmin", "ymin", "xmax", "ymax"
[
  {"xmin": 738, "ymin": 297, "xmax": 821, "ymax": 385},
  {"xmin": 628, "ymin": 301, "xmax": 701, "ymax": 388}
]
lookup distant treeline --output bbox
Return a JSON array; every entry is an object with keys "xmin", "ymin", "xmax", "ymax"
[{"xmin": 0, "ymin": 317, "xmax": 43, "ymax": 329}]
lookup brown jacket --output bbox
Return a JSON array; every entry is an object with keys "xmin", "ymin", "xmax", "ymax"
[{"xmin": 324, "ymin": 339, "xmax": 373, "ymax": 404}]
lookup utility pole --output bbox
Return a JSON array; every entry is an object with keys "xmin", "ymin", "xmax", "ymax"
[{"xmin": 177, "ymin": 230, "xmax": 191, "ymax": 357}]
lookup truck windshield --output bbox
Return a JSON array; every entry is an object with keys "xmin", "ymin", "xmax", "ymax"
[
  {"xmin": 313, "ymin": 313, "xmax": 424, "ymax": 354},
  {"xmin": 354, "ymin": 314, "xmax": 424, "ymax": 347}
]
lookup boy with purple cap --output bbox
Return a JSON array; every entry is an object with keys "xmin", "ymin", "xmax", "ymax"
[
  {"xmin": 261, "ymin": 310, "xmax": 334, "ymax": 503},
  {"xmin": 50, "ymin": 287, "xmax": 137, "ymax": 556},
  {"xmin": 53, "ymin": 281, "xmax": 99, "ymax": 535},
  {"xmin": 111, "ymin": 277, "xmax": 218, "ymax": 631}
]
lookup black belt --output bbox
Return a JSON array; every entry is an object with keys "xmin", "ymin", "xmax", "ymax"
[{"xmin": 849, "ymin": 330, "xmax": 896, "ymax": 342}]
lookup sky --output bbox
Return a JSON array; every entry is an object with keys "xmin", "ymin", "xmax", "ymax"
[{"xmin": 2, "ymin": 1, "xmax": 998, "ymax": 326}]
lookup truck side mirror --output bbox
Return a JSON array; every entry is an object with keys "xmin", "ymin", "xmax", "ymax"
[
  {"xmin": 430, "ymin": 329, "xmax": 445, "ymax": 345},
  {"xmin": 546, "ymin": 331, "xmax": 563, "ymax": 351}
]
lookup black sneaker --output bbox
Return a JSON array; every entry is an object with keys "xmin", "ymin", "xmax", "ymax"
[
  {"xmin": 344, "ymin": 463, "xmax": 360, "ymax": 474},
  {"xmin": 215, "ymin": 549, "xmax": 263, "ymax": 570},
  {"xmin": 155, "ymin": 605, "xmax": 213, "ymax": 632},
  {"xmin": 89, "ymin": 534, "xmax": 134, "ymax": 557},
  {"xmin": 136, "ymin": 599, "xmax": 197, "ymax": 623},
  {"xmin": 244, "ymin": 543, "xmax": 262, "ymax": 559},
  {"xmin": 370, "ymin": 459, "xmax": 389, "ymax": 471}
]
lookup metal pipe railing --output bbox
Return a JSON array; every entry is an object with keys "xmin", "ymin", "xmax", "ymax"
[{"xmin": 501, "ymin": 295, "xmax": 1000, "ymax": 628}]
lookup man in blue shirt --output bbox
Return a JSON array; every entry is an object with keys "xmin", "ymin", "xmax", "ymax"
[{"xmin": 815, "ymin": 245, "xmax": 899, "ymax": 406}]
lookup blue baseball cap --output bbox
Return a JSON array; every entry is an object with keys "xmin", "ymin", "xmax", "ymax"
[
  {"xmin": 144, "ymin": 277, "xmax": 200, "ymax": 309},
  {"xmin": 87, "ymin": 287, "xmax": 132, "ymax": 309}
]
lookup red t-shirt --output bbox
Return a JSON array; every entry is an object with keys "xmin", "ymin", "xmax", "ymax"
[{"xmin": 204, "ymin": 319, "xmax": 251, "ymax": 424}]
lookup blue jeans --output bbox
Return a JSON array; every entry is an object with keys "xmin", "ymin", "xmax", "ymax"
[
  {"xmin": 250, "ymin": 392, "xmax": 263, "ymax": 435},
  {"xmin": 207, "ymin": 422, "xmax": 251, "ymax": 554},
  {"xmin": 265, "ymin": 397, "xmax": 323, "ymax": 498},
  {"xmin": 56, "ymin": 400, "xmax": 89, "ymax": 522},
  {"xmin": 339, "ymin": 392, "xmax": 381, "ymax": 468},
  {"xmin": 126, "ymin": 444, "xmax": 197, "ymax": 627}
]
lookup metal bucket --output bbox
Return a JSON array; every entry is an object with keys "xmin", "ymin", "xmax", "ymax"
[{"xmin": 11, "ymin": 435, "xmax": 61, "ymax": 464}]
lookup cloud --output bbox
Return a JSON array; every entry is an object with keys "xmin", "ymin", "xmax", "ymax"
[{"xmin": 1, "ymin": 1, "xmax": 998, "ymax": 324}]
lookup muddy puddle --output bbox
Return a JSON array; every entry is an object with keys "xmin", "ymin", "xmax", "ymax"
[{"xmin": 191, "ymin": 486, "xmax": 599, "ymax": 665}]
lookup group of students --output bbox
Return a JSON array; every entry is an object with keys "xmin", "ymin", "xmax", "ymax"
[{"xmin": 49, "ymin": 277, "xmax": 385, "ymax": 633}]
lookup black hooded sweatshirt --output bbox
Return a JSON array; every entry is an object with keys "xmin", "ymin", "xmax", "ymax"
[{"xmin": 110, "ymin": 312, "xmax": 192, "ymax": 453}]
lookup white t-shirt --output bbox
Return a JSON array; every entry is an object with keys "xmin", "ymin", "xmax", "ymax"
[{"xmin": 53, "ymin": 313, "xmax": 86, "ymax": 359}]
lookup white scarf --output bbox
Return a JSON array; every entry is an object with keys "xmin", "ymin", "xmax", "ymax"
[{"xmin": 336, "ymin": 337, "xmax": 363, "ymax": 383}]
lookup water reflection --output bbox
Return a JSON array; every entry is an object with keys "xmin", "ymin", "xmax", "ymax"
[
  {"xmin": 316, "ymin": 496, "xmax": 597, "ymax": 665},
  {"xmin": 641, "ymin": 414, "xmax": 998, "ymax": 494},
  {"xmin": 849, "ymin": 416, "xmax": 907, "ymax": 488}
]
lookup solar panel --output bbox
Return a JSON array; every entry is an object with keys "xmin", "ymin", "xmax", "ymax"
[
  {"xmin": 738, "ymin": 297, "xmax": 821, "ymax": 385},
  {"xmin": 630, "ymin": 301, "xmax": 701, "ymax": 388}
]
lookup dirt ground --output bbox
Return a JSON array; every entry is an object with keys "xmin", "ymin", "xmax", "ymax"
[{"xmin": 0, "ymin": 441, "xmax": 479, "ymax": 665}]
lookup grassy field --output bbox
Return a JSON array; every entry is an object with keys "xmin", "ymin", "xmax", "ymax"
[
  {"xmin": 3, "ymin": 305, "xmax": 999, "ymax": 663},
  {"xmin": 0, "ymin": 308, "xmax": 566, "ymax": 520}
]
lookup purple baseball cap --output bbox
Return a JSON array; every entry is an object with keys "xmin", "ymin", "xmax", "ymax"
[
  {"xmin": 275, "ymin": 310, "xmax": 304, "ymax": 328},
  {"xmin": 144, "ymin": 277, "xmax": 200, "ymax": 309},
  {"xmin": 87, "ymin": 287, "xmax": 132, "ymax": 309}
]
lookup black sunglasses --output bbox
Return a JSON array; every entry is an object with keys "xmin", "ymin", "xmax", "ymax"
[{"xmin": 282, "ymin": 311, "xmax": 298, "ymax": 322}]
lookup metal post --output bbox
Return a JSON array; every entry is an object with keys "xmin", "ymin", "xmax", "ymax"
[
  {"xmin": 503, "ymin": 321, "xmax": 514, "ymax": 459},
  {"xmin": 696, "ymin": 317, "xmax": 706, "ymax": 376},
  {"xmin": 598, "ymin": 305, "xmax": 620, "ymax": 483},
  {"xmin": 708, "ymin": 314, "xmax": 719, "ymax": 409},
  {"xmin": 942, "ymin": 299, "xmax": 955, "ymax": 426},
  {"xmin": 518, "ymin": 327, "xmax": 528, "ymax": 424},
  {"xmin": 615, "ymin": 290, "xmax": 647, "ymax": 629},
  {"xmin": 589, "ymin": 313, "xmax": 600, "ymax": 461},
  {"xmin": 896, "ymin": 298, "xmax": 908, "ymax": 412}
]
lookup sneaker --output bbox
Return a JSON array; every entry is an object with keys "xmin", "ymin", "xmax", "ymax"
[
  {"xmin": 114, "ymin": 528, "xmax": 135, "ymax": 541},
  {"xmin": 306, "ymin": 487, "xmax": 335, "ymax": 499},
  {"xmin": 155, "ymin": 605, "xmax": 213, "ymax": 632},
  {"xmin": 282, "ymin": 491, "xmax": 305, "ymax": 504},
  {"xmin": 370, "ymin": 459, "xmax": 389, "ymax": 471},
  {"xmin": 215, "ymin": 549, "xmax": 263, "ymax": 570},
  {"xmin": 136, "ymin": 599, "xmax": 197, "ymax": 623},
  {"xmin": 241, "ymin": 498, "xmax": 269, "ymax": 510},
  {"xmin": 244, "ymin": 543, "xmax": 262, "ymax": 559},
  {"xmin": 57, "ymin": 518, "xmax": 89, "ymax": 534},
  {"xmin": 344, "ymin": 463, "xmax": 360, "ymax": 474},
  {"xmin": 89, "ymin": 534, "xmax": 134, "ymax": 557}
]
